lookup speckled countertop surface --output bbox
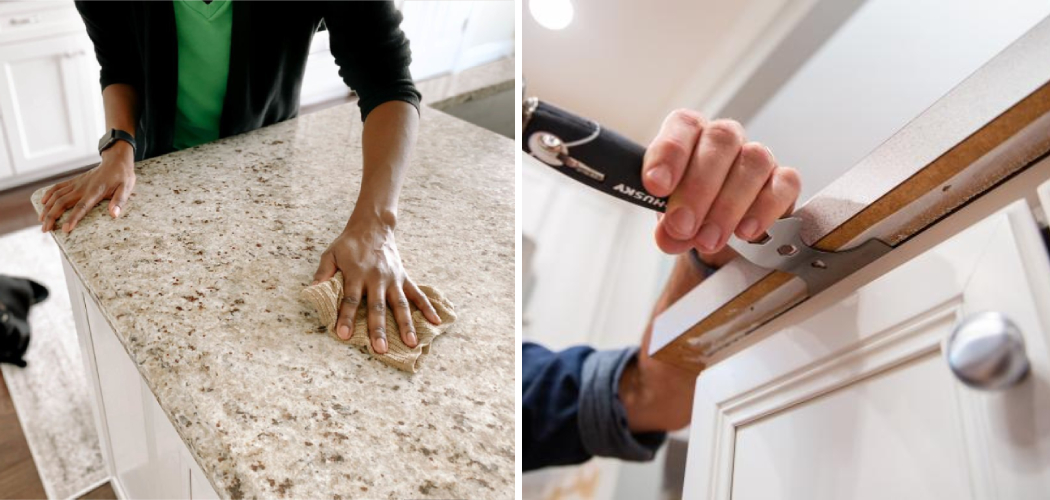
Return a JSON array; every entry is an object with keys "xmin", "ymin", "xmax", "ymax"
[{"xmin": 32, "ymin": 104, "xmax": 514, "ymax": 499}]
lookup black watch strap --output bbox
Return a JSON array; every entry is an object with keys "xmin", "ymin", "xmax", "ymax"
[{"xmin": 98, "ymin": 128, "xmax": 136, "ymax": 156}]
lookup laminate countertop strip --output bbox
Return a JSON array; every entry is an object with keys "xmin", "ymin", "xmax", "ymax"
[
  {"xmin": 32, "ymin": 104, "xmax": 515, "ymax": 499},
  {"xmin": 651, "ymin": 16, "xmax": 1050, "ymax": 372}
]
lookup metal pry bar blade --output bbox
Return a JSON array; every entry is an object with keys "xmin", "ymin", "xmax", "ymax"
[{"xmin": 727, "ymin": 217, "xmax": 892, "ymax": 295}]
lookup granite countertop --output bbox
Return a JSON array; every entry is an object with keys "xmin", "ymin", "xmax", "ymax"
[{"xmin": 32, "ymin": 103, "xmax": 514, "ymax": 499}]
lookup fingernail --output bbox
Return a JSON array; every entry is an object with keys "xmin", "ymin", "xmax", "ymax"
[
  {"xmin": 406, "ymin": 331, "xmax": 417, "ymax": 346},
  {"xmin": 645, "ymin": 166, "xmax": 672, "ymax": 192},
  {"xmin": 337, "ymin": 325, "xmax": 350, "ymax": 340},
  {"xmin": 62, "ymin": 224, "xmax": 70, "ymax": 233},
  {"xmin": 311, "ymin": 280, "xmax": 319, "ymax": 286},
  {"xmin": 666, "ymin": 207, "xmax": 696, "ymax": 238},
  {"xmin": 697, "ymin": 223, "xmax": 722, "ymax": 252},
  {"xmin": 737, "ymin": 217, "xmax": 759, "ymax": 239},
  {"xmin": 374, "ymin": 338, "xmax": 388, "ymax": 354}
]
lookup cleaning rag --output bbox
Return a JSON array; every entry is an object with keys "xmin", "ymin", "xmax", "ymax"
[{"xmin": 301, "ymin": 272, "xmax": 456, "ymax": 373}]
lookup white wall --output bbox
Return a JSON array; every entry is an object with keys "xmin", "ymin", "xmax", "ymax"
[{"xmin": 746, "ymin": 0, "xmax": 1050, "ymax": 203}]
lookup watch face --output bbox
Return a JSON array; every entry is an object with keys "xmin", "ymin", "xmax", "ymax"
[{"xmin": 98, "ymin": 131, "xmax": 114, "ymax": 153}]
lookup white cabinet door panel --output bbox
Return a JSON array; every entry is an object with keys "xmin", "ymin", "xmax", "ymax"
[
  {"xmin": 684, "ymin": 200, "xmax": 1050, "ymax": 500},
  {"xmin": 0, "ymin": 34, "xmax": 94, "ymax": 174}
]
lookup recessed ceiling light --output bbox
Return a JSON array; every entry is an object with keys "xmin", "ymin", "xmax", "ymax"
[{"xmin": 530, "ymin": 0, "xmax": 574, "ymax": 30}]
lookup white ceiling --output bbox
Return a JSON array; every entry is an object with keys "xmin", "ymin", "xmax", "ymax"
[{"xmin": 523, "ymin": 0, "xmax": 762, "ymax": 142}]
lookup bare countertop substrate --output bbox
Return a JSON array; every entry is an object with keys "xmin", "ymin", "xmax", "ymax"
[{"xmin": 32, "ymin": 103, "xmax": 515, "ymax": 499}]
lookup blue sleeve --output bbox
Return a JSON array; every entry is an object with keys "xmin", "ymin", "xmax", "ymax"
[{"xmin": 522, "ymin": 342, "xmax": 667, "ymax": 472}]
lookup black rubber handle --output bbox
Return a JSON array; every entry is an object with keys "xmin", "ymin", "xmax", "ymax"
[{"xmin": 524, "ymin": 100, "xmax": 668, "ymax": 212}]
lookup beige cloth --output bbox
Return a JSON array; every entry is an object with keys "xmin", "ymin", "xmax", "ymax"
[{"xmin": 301, "ymin": 272, "xmax": 456, "ymax": 373}]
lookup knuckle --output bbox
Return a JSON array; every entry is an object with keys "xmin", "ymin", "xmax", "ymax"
[
  {"xmin": 739, "ymin": 144, "xmax": 775, "ymax": 176},
  {"xmin": 652, "ymin": 138, "xmax": 691, "ymax": 166},
  {"xmin": 371, "ymin": 326, "xmax": 386, "ymax": 337},
  {"xmin": 372, "ymin": 302, "xmax": 385, "ymax": 313},
  {"xmin": 341, "ymin": 295, "xmax": 360, "ymax": 305},
  {"xmin": 705, "ymin": 120, "xmax": 744, "ymax": 147},
  {"xmin": 669, "ymin": 108, "xmax": 704, "ymax": 129},
  {"xmin": 741, "ymin": 142, "xmax": 774, "ymax": 166},
  {"xmin": 395, "ymin": 297, "xmax": 410, "ymax": 308},
  {"xmin": 776, "ymin": 166, "xmax": 802, "ymax": 192}
]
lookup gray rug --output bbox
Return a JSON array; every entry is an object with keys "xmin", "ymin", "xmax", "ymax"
[{"xmin": 0, "ymin": 227, "xmax": 107, "ymax": 499}]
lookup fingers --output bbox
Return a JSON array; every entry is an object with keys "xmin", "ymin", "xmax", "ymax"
[
  {"xmin": 335, "ymin": 277, "xmax": 362, "ymax": 341},
  {"xmin": 404, "ymin": 279, "xmax": 440, "ymax": 325},
  {"xmin": 311, "ymin": 251, "xmax": 337, "ymax": 286},
  {"xmin": 41, "ymin": 180, "xmax": 71, "ymax": 206},
  {"xmin": 662, "ymin": 119, "xmax": 745, "ymax": 243},
  {"xmin": 366, "ymin": 283, "xmax": 388, "ymax": 354},
  {"xmin": 653, "ymin": 223, "xmax": 695, "ymax": 255},
  {"xmin": 107, "ymin": 181, "xmax": 133, "ymax": 218},
  {"xmin": 642, "ymin": 109, "xmax": 704, "ymax": 197},
  {"xmin": 40, "ymin": 185, "xmax": 74, "ymax": 223},
  {"xmin": 740, "ymin": 166, "xmax": 802, "ymax": 236},
  {"xmin": 42, "ymin": 191, "xmax": 82, "ymax": 232},
  {"xmin": 698, "ymin": 142, "xmax": 776, "ymax": 251},
  {"xmin": 388, "ymin": 287, "xmax": 416, "ymax": 348},
  {"xmin": 63, "ymin": 184, "xmax": 106, "ymax": 233}
]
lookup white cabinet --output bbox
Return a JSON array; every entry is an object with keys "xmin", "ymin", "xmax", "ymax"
[
  {"xmin": 0, "ymin": 33, "xmax": 97, "ymax": 176},
  {"xmin": 0, "ymin": 2, "xmax": 103, "ymax": 191},
  {"xmin": 62, "ymin": 259, "xmax": 219, "ymax": 500},
  {"xmin": 683, "ymin": 200, "xmax": 1050, "ymax": 499}
]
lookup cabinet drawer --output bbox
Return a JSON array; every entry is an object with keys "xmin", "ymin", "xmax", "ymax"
[
  {"xmin": 0, "ymin": 4, "xmax": 82, "ymax": 44},
  {"xmin": 683, "ymin": 200, "xmax": 1050, "ymax": 499}
]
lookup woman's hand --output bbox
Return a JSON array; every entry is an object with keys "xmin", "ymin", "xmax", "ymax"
[
  {"xmin": 312, "ymin": 212, "xmax": 440, "ymax": 354},
  {"xmin": 642, "ymin": 109, "xmax": 801, "ymax": 257},
  {"xmin": 40, "ymin": 141, "xmax": 135, "ymax": 233}
]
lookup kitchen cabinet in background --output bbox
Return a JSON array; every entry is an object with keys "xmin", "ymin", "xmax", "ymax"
[
  {"xmin": 0, "ymin": 1, "xmax": 102, "ymax": 191},
  {"xmin": 0, "ymin": 33, "xmax": 99, "ymax": 176}
]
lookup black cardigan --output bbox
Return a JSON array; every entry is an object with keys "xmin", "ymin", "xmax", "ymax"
[{"xmin": 75, "ymin": 1, "xmax": 422, "ymax": 160}]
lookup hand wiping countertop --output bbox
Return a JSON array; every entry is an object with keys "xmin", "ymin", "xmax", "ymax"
[{"xmin": 32, "ymin": 103, "xmax": 514, "ymax": 499}]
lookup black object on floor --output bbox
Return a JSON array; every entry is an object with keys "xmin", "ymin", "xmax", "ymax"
[{"xmin": 0, "ymin": 275, "xmax": 49, "ymax": 367}]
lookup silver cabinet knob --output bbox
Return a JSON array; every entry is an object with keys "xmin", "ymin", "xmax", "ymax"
[{"xmin": 946, "ymin": 311, "xmax": 1030, "ymax": 390}]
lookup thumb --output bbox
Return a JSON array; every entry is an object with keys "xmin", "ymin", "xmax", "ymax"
[
  {"xmin": 312, "ymin": 251, "xmax": 337, "ymax": 285},
  {"xmin": 108, "ymin": 182, "xmax": 132, "ymax": 218}
]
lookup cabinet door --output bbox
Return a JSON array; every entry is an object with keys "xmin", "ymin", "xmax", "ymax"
[
  {"xmin": 683, "ymin": 200, "xmax": 1050, "ymax": 500},
  {"xmin": 84, "ymin": 293, "xmax": 189, "ymax": 499},
  {"xmin": 0, "ymin": 34, "xmax": 95, "ymax": 174}
]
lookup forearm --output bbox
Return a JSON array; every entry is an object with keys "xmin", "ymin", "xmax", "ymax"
[
  {"xmin": 101, "ymin": 83, "xmax": 139, "ymax": 161},
  {"xmin": 619, "ymin": 251, "xmax": 721, "ymax": 432},
  {"xmin": 348, "ymin": 100, "xmax": 418, "ymax": 229}
]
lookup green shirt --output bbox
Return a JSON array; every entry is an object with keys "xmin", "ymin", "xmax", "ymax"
[{"xmin": 172, "ymin": 0, "xmax": 233, "ymax": 150}]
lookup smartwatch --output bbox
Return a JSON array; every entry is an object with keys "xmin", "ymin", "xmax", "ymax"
[{"xmin": 98, "ymin": 129, "xmax": 136, "ymax": 156}]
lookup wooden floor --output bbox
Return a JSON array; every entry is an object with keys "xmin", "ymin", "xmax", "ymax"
[
  {"xmin": 0, "ymin": 168, "xmax": 89, "ymax": 236},
  {"xmin": 0, "ymin": 174, "xmax": 116, "ymax": 499},
  {"xmin": 0, "ymin": 371, "xmax": 46, "ymax": 499}
]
